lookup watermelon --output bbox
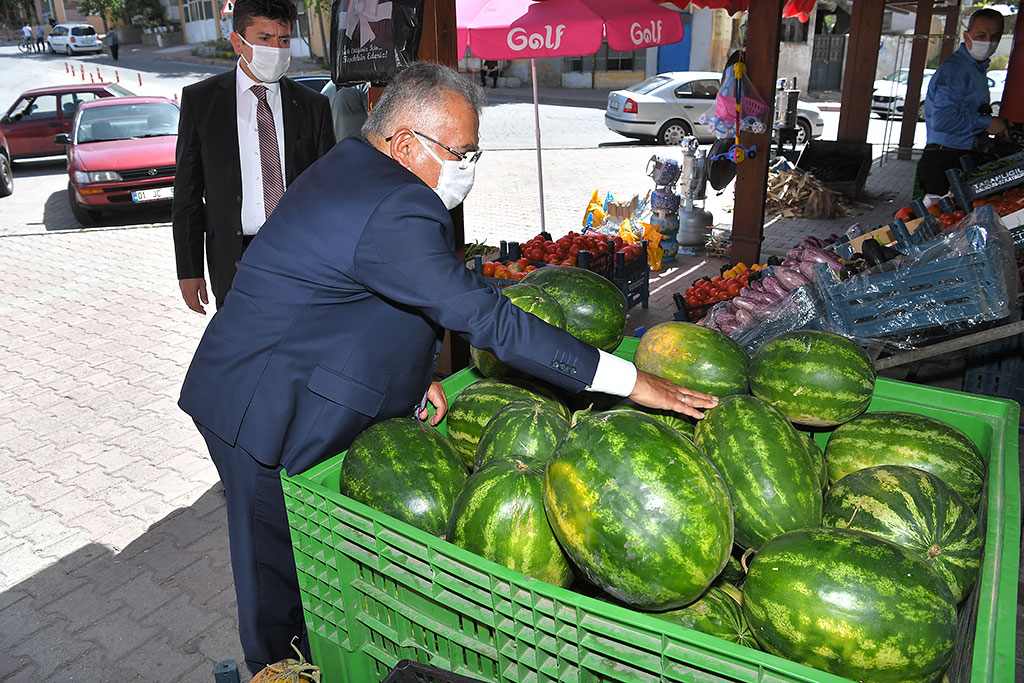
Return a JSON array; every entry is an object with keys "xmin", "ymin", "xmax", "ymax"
[
  {"xmin": 470, "ymin": 284, "xmax": 567, "ymax": 378},
  {"xmin": 613, "ymin": 398, "xmax": 696, "ymax": 438},
  {"xmin": 823, "ymin": 464, "xmax": 982, "ymax": 602},
  {"xmin": 633, "ymin": 321, "xmax": 749, "ymax": 397},
  {"xmin": 651, "ymin": 585, "xmax": 759, "ymax": 649},
  {"xmin": 799, "ymin": 431, "xmax": 828, "ymax": 490},
  {"xmin": 693, "ymin": 395, "xmax": 822, "ymax": 549},
  {"xmin": 749, "ymin": 330, "xmax": 875, "ymax": 427},
  {"xmin": 544, "ymin": 410, "xmax": 733, "ymax": 609},
  {"xmin": 521, "ymin": 265, "xmax": 627, "ymax": 351},
  {"xmin": 718, "ymin": 552, "xmax": 747, "ymax": 588},
  {"xmin": 340, "ymin": 418, "xmax": 467, "ymax": 536},
  {"xmin": 824, "ymin": 411, "xmax": 985, "ymax": 507},
  {"xmin": 447, "ymin": 456, "xmax": 573, "ymax": 587},
  {"xmin": 474, "ymin": 400, "xmax": 569, "ymax": 471},
  {"xmin": 743, "ymin": 527, "xmax": 957, "ymax": 683},
  {"xmin": 446, "ymin": 378, "xmax": 568, "ymax": 467}
]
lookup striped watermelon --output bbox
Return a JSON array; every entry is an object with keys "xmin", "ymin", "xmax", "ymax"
[
  {"xmin": 651, "ymin": 584, "xmax": 759, "ymax": 649},
  {"xmin": 743, "ymin": 527, "xmax": 957, "ymax": 683},
  {"xmin": 799, "ymin": 431, "xmax": 828, "ymax": 490},
  {"xmin": 613, "ymin": 398, "xmax": 696, "ymax": 438},
  {"xmin": 447, "ymin": 456, "xmax": 573, "ymax": 587},
  {"xmin": 634, "ymin": 322, "xmax": 749, "ymax": 397},
  {"xmin": 544, "ymin": 410, "xmax": 733, "ymax": 609},
  {"xmin": 521, "ymin": 265, "xmax": 627, "ymax": 351},
  {"xmin": 693, "ymin": 395, "xmax": 822, "ymax": 549},
  {"xmin": 824, "ymin": 411, "xmax": 986, "ymax": 507},
  {"xmin": 749, "ymin": 330, "xmax": 875, "ymax": 427},
  {"xmin": 446, "ymin": 378, "xmax": 568, "ymax": 467},
  {"xmin": 474, "ymin": 400, "xmax": 570, "ymax": 471},
  {"xmin": 470, "ymin": 284, "xmax": 567, "ymax": 378},
  {"xmin": 823, "ymin": 465, "xmax": 982, "ymax": 603},
  {"xmin": 340, "ymin": 418, "xmax": 467, "ymax": 536}
]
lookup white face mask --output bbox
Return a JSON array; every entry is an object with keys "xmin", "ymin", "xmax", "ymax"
[
  {"xmin": 414, "ymin": 132, "xmax": 478, "ymax": 210},
  {"xmin": 965, "ymin": 35, "xmax": 998, "ymax": 62},
  {"xmin": 238, "ymin": 34, "xmax": 291, "ymax": 83}
]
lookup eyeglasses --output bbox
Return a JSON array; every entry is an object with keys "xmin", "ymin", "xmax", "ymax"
[{"xmin": 386, "ymin": 130, "xmax": 483, "ymax": 167}]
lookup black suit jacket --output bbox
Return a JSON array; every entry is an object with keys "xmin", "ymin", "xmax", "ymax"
[{"xmin": 172, "ymin": 69, "xmax": 336, "ymax": 305}]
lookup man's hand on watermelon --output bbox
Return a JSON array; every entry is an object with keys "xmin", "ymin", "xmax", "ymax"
[
  {"xmin": 630, "ymin": 370, "xmax": 718, "ymax": 420},
  {"xmin": 417, "ymin": 381, "xmax": 448, "ymax": 425}
]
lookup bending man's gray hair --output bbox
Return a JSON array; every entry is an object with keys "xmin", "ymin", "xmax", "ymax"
[{"xmin": 362, "ymin": 62, "xmax": 486, "ymax": 142}]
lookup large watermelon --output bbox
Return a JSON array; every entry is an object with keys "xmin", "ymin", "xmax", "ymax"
[
  {"xmin": 823, "ymin": 465, "xmax": 982, "ymax": 603},
  {"xmin": 799, "ymin": 431, "xmax": 828, "ymax": 490},
  {"xmin": 340, "ymin": 418, "xmax": 467, "ymax": 536},
  {"xmin": 474, "ymin": 400, "xmax": 569, "ymax": 471},
  {"xmin": 544, "ymin": 410, "xmax": 733, "ymax": 609},
  {"xmin": 447, "ymin": 456, "xmax": 573, "ymax": 587},
  {"xmin": 470, "ymin": 284, "xmax": 567, "ymax": 378},
  {"xmin": 613, "ymin": 398, "xmax": 696, "ymax": 438},
  {"xmin": 634, "ymin": 322, "xmax": 749, "ymax": 397},
  {"xmin": 446, "ymin": 378, "xmax": 568, "ymax": 467},
  {"xmin": 521, "ymin": 265, "xmax": 626, "ymax": 351},
  {"xmin": 749, "ymin": 330, "xmax": 875, "ymax": 427},
  {"xmin": 743, "ymin": 527, "xmax": 957, "ymax": 683},
  {"xmin": 693, "ymin": 395, "xmax": 822, "ymax": 549},
  {"xmin": 824, "ymin": 411, "xmax": 986, "ymax": 507},
  {"xmin": 651, "ymin": 585, "xmax": 759, "ymax": 649}
]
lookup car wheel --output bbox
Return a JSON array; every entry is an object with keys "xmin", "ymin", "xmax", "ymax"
[
  {"xmin": 0, "ymin": 153, "xmax": 13, "ymax": 198},
  {"xmin": 68, "ymin": 183, "xmax": 101, "ymax": 225},
  {"xmin": 796, "ymin": 118, "xmax": 812, "ymax": 146},
  {"xmin": 657, "ymin": 119, "xmax": 692, "ymax": 146},
  {"xmin": 65, "ymin": 44, "xmax": 72, "ymax": 55}
]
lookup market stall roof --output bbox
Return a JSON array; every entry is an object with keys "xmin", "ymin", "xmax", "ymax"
[{"xmin": 658, "ymin": 0, "xmax": 817, "ymax": 22}]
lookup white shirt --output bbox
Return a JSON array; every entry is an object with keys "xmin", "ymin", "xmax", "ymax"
[
  {"xmin": 22, "ymin": 25, "xmax": 31, "ymax": 38},
  {"xmin": 236, "ymin": 61, "xmax": 287, "ymax": 236},
  {"xmin": 589, "ymin": 350, "xmax": 638, "ymax": 396}
]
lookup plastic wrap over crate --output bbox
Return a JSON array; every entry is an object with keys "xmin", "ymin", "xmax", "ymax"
[
  {"xmin": 728, "ymin": 284, "xmax": 828, "ymax": 353},
  {"xmin": 814, "ymin": 206, "xmax": 1019, "ymax": 347}
]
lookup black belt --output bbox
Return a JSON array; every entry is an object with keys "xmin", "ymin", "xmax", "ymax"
[{"xmin": 924, "ymin": 144, "xmax": 970, "ymax": 152}]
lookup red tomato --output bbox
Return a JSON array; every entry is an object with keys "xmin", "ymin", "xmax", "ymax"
[
  {"xmin": 726, "ymin": 282, "xmax": 741, "ymax": 296},
  {"xmin": 613, "ymin": 236, "xmax": 624, "ymax": 250},
  {"xmin": 569, "ymin": 244, "xmax": 580, "ymax": 257},
  {"xmin": 561, "ymin": 259, "xmax": 575, "ymax": 267},
  {"xmin": 516, "ymin": 257, "xmax": 529, "ymax": 269},
  {"xmin": 511, "ymin": 271, "xmax": 527, "ymax": 281},
  {"xmin": 481, "ymin": 262, "xmax": 496, "ymax": 277},
  {"xmin": 524, "ymin": 265, "xmax": 537, "ymax": 273},
  {"xmin": 711, "ymin": 276, "xmax": 724, "ymax": 287}
]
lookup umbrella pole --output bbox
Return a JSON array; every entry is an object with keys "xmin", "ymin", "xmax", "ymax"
[{"xmin": 531, "ymin": 58, "xmax": 546, "ymax": 234}]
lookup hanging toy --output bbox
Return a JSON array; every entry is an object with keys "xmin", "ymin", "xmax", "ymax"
[{"xmin": 700, "ymin": 61, "xmax": 767, "ymax": 165}]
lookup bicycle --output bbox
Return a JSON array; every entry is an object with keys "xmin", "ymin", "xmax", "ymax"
[{"xmin": 17, "ymin": 35, "xmax": 35, "ymax": 53}]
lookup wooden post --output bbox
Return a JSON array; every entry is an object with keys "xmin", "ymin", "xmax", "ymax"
[
  {"xmin": 837, "ymin": 0, "xmax": 886, "ymax": 142},
  {"xmin": 897, "ymin": 0, "xmax": 933, "ymax": 159},
  {"xmin": 941, "ymin": 6, "xmax": 960, "ymax": 62},
  {"xmin": 730, "ymin": 0, "xmax": 784, "ymax": 267}
]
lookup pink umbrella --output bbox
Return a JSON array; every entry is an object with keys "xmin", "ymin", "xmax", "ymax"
[{"xmin": 457, "ymin": 0, "xmax": 685, "ymax": 231}]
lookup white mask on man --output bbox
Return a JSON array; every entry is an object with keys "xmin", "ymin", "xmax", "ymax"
[
  {"xmin": 238, "ymin": 34, "xmax": 291, "ymax": 83},
  {"xmin": 414, "ymin": 132, "xmax": 478, "ymax": 210},
  {"xmin": 965, "ymin": 35, "xmax": 998, "ymax": 62}
]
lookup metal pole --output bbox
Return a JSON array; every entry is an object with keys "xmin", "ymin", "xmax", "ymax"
[{"xmin": 531, "ymin": 58, "xmax": 546, "ymax": 234}]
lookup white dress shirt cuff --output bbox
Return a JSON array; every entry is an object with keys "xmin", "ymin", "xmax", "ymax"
[{"xmin": 586, "ymin": 350, "xmax": 638, "ymax": 396}]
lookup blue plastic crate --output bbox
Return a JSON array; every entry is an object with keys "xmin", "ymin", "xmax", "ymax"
[
  {"xmin": 963, "ymin": 333, "xmax": 1024, "ymax": 417},
  {"xmin": 815, "ymin": 224, "xmax": 1011, "ymax": 339}
]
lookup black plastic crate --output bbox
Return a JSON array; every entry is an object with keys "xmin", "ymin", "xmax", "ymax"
[
  {"xmin": 962, "ymin": 332, "xmax": 1023, "ymax": 420},
  {"xmin": 382, "ymin": 659, "xmax": 487, "ymax": 683}
]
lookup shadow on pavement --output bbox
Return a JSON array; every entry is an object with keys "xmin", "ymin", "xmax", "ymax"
[{"xmin": 0, "ymin": 486, "xmax": 247, "ymax": 682}]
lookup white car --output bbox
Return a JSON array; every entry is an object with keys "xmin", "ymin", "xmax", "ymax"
[
  {"xmin": 870, "ymin": 68, "xmax": 935, "ymax": 120},
  {"xmin": 46, "ymin": 23, "xmax": 103, "ymax": 55},
  {"xmin": 988, "ymin": 69, "xmax": 1006, "ymax": 116},
  {"xmin": 605, "ymin": 71, "xmax": 824, "ymax": 146}
]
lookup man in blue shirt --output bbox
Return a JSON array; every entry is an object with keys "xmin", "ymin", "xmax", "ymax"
[{"xmin": 918, "ymin": 8, "xmax": 1008, "ymax": 196}]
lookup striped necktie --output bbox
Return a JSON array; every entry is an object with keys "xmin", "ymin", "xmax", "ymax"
[{"xmin": 251, "ymin": 84, "xmax": 284, "ymax": 218}]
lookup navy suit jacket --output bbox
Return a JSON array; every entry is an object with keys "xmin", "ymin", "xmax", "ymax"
[{"xmin": 179, "ymin": 137, "xmax": 600, "ymax": 475}]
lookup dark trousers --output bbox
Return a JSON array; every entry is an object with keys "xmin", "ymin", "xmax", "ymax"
[
  {"xmin": 195, "ymin": 422, "xmax": 309, "ymax": 675},
  {"xmin": 916, "ymin": 146, "xmax": 979, "ymax": 196},
  {"xmin": 111, "ymin": 44, "xmax": 119, "ymax": 60}
]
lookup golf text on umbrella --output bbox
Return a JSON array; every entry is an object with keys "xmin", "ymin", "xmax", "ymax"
[
  {"xmin": 631, "ymin": 20, "xmax": 662, "ymax": 46},
  {"xmin": 507, "ymin": 24, "xmax": 566, "ymax": 51}
]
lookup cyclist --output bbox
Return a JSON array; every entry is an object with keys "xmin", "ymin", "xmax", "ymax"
[{"xmin": 21, "ymin": 23, "xmax": 34, "ymax": 52}]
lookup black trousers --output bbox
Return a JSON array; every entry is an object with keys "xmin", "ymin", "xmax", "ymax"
[
  {"xmin": 196, "ymin": 422, "xmax": 309, "ymax": 675},
  {"xmin": 916, "ymin": 146, "xmax": 979, "ymax": 196},
  {"xmin": 111, "ymin": 44, "xmax": 119, "ymax": 60}
]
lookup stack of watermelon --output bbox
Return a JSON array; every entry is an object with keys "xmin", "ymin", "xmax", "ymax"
[{"xmin": 340, "ymin": 317, "xmax": 989, "ymax": 683}]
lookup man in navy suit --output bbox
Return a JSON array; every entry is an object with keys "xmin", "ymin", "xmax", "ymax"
[{"xmin": 179, "ymin": 62, "xmax": 717, "ymax": 674}]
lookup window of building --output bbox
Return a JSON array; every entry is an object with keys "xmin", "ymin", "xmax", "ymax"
[
  {"xmin": 780, "ymin": 17, "xmax": 809, "ymax": 43},
  {"xmin": 184, "ymin": 0, "xmax": 213, "ymax": 22},
  {"xmin": 593, "ymin": 41, "xmax": 645, "ymax": 72}
]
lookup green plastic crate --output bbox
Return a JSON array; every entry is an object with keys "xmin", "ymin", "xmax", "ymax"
[{"xmin": 281, "ymin": 337, "xmax": 1020, "ymax": 683}]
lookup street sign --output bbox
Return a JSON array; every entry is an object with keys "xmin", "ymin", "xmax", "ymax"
[{"xmin": 222, "ymin": 0, "xmax": 233, "ymax": 14}]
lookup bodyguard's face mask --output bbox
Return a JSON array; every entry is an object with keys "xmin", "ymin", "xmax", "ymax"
[
  {"xmin": 965, "ymin": 34, "xmax": 998, "ymax": 61},
  {"xmin": 414, "ymin": 131, "xmax": 479, "ymax": 210},
  {"xmin": 238, "ymin": 34, "xmax": 291, "ymax": 82}
]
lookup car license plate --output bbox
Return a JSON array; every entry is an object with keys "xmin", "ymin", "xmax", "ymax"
[
  {"xmin": 132, "ymin": 187, "xmax": 173, "ymax": 202},
  {"xmin": 610, "ymin": 100, "xmax": 620, "ymax": 110}
]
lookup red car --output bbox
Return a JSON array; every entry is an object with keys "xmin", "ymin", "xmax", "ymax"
[
  {"xmin": 1, "ymin": 83, "xmax": 134, "ymax": 160},
  {"xmin": 0, "ymin": 123, "xmax": 13, "ymax": 197},
  {"xmin": 59, "ymin": 96, "xmax": 178, "ymax": 225}
]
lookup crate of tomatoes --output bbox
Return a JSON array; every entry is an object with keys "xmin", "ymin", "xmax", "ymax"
[{"xmin": 673, "ymin": 263, "xmax": 762, "ymax": 322}]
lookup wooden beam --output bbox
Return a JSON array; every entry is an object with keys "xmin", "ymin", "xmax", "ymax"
[
  {"xmin": 731, "ymin": 0, "xmax": 784, "ymax": 267},
  {"xmin": 897, "ymin": 0, "xmax": 932, "ymax": 159},
  {"xmin": 837, "ymin": 0, "xmax": 886, "ymax": 142},
  {"xmin": 941, "ymin": 5, "xmax": 960, "ymax": 62}
]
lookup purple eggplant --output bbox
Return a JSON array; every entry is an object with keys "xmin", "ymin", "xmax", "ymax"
[
  {"xmin": 786, "ymin": 247, "xmax": 805, "ymax": 261},
  {"xmin": 732, "ymin": 295, "xmax": 759, "ymax": 311},
  {"xmin": 801, "ymin": 235, "xmax": 824, "ymax": 249},
  {"xmin": 774, "ymin": 266, "xmax": 809, "ymax": 290},
  {"xmin": 796, "ymin": 260, "xmax": 819, "ymax": 281},
  {"xmin": 720, "ymin": 322, "xmax": 740, "ymax": 335},
  {"xmin": 734, "ymin": 308, "xmax": 755, "ymax": 327},
  {"xmin": 762, "ymin": 276, "xmax": 790, "ymax": 299},
  {"xmin": 781, "ymin": 257, "xmax": 800, "ymax": 267}
]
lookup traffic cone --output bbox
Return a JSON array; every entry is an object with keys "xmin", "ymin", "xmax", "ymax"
[
  {"xmin": 90, "ymin": 73, "xmax": 94, "ymax": 83},
  {"xmin": 64, "ymin": 62, "xmax": 69, "ymax": 73},
  {"xmin": 80, "ymin": 65, "xmax": 85, "ymax": 81},
  {"xmin": 96, "ymin": 67, "xmax": 101, "ymax": 80},
  {"xmin": 138, "ymin": 73, "xmax": 143, "ymax": 87},
  {"xmin": 115, "ymin": 70, "xmax": 120, "ymax": 83}
]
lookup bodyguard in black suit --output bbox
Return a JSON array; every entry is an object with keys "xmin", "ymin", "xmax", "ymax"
[
  {"xmin": 180, "ymin": 62, "xmax": 718, "ymax": 674},
  {"xmin": 172, "ymin": 0, "xmax": 335, "ymax": 314}
]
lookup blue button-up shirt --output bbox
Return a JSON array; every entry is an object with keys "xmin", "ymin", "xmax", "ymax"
[{"xmin": 924, "ymin": 44, "xmax": 992, "ymax": 150}]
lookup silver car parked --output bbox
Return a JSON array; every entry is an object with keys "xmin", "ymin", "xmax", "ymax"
[{"xmin": 605, "ymin": 71, "xmax": 824, "ymax": 146}]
